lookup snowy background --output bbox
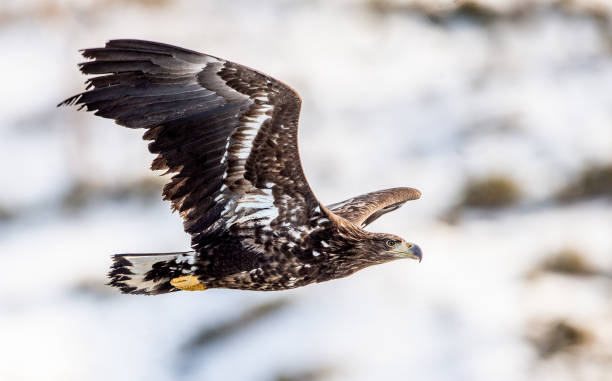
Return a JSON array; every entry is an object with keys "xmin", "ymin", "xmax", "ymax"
[{"xmin": 1, "ymin": 0, "xmax": 612, "ymax": 380}]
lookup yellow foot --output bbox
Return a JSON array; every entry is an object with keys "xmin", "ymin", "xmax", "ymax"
[{"xmin": 170, "ymin": 275, "xmax": 207, "ymax": 291}]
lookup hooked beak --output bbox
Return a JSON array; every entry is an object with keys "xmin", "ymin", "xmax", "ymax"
[{"xmin": 392, "ymin": 242, "xmax": 422, "ymax": 262}]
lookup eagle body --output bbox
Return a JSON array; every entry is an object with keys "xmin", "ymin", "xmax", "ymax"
[{"xmin": 61, "ymin": 40, "xmax": 422, "ymax": 294}]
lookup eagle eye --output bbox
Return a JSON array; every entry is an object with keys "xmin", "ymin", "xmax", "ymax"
[{"xmin": 385, "ymin": 239, "xmax": 396, "ymax": 247}]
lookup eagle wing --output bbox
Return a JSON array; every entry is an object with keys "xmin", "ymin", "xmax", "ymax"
[
  {"xmin": 60, "ymin": 39, "xmax": 322, "ymax": 250},
  {"xmin": 327, "ymin": 187, "xmax": 421, "ymax": 228}
]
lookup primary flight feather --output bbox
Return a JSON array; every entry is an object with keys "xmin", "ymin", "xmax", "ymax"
[{"xmin": 60, "ymin": 39, "xmax": 422, "ymax": 294}]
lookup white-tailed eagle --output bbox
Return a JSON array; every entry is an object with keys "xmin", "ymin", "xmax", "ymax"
[{"xmin": 60, "ymin": 39, "xmax": 422, "ymax": 294}]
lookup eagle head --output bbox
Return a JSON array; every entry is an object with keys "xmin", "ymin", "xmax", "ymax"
[
  {"xmin": 372, "ymin": 234, "xmax": 422, "ymax": 262},
  {"xmin": 344, "ymin": 230, "xmax": 422, "ymax": 265}
]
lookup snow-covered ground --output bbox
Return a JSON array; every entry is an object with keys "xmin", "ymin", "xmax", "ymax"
[{"xmin": 1, "ymin": 1, "xmax": 611, "ymax": 380}]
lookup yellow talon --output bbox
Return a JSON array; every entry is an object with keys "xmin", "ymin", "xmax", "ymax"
[{"xmin": 170, "ymin": 275, "xmax": 207, "ymax": 291}]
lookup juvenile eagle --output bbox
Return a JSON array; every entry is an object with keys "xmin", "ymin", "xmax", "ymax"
[{"xmin": 60, "ymin": 39, "xmax": 422, "ymax": 294}]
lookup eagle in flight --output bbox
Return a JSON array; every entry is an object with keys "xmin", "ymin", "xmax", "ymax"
[{"xmin": 60, "ymin": 39, "xmax": 422, "ymax": 294}]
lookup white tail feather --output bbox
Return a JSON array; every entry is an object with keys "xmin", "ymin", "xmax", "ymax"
[{"xmin": 108, "ymin": 251, "xmax": 196, "ymax": 294}]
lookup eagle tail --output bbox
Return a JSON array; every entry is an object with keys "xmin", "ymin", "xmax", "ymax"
[{"xmin": 108, "ymin": 251, "xmax": 198, "ymax": 295}]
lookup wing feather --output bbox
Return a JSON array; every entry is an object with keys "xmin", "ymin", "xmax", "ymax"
[
  {"xmin": 60, "ymin": 39, "xmax": 323, "ymax": 251},
  {"xmin": 327, "ymin": 187, "xmax": 421, "ymax": 228}
]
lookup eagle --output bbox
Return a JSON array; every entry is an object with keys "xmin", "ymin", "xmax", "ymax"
[{"xmin": 60, "ymin": 39, "xmax": 422, "ymax": 294}]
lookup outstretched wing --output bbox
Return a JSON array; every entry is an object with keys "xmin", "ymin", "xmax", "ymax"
[
  {"xmin": 60, "ymin": 39, "xmax": 322, "ymax": 250},
  {"xmin": 327, "ymin": 187, "xmax": 421, "ymax": 228}
]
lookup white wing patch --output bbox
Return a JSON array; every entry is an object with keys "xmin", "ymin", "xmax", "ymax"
[
  {"xmin": 228, "ymin": 194, "xmax": 279, "ymax": 228},
  {"xmin": 233, "ymin": 94, "xmax": 274, "ymax": 160},
  {"xmin": 218, "ymin": 92, "xmax": 281, "ymax": 230}
]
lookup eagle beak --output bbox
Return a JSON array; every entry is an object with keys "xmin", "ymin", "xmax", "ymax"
[{"xmin": 393, "ymin": 242, "xmax": 422, "ymax": 262}]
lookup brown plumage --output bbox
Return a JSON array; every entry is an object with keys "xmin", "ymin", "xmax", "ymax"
[{"xmin": 60, "ymin": 39, "xmax": 422, "ymax": 294}]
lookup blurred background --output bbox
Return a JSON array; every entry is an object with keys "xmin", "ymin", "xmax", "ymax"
[{"xmin": 1, "ymin": 0, "xmax": 612, "ymax": 380}]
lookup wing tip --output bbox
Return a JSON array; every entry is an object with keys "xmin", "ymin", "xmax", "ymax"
[
  {"xmin": 57, "ymin": 93, "xmax": 83, "ymax": 108},
  {"xmin": 393, "ymin": 186, "xmax": 422, "ymax": 200}
]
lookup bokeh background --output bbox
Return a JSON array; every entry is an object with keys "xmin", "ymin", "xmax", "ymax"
[{"xmin": 1, "ymin": 0, "xmax": 612, "ymax": 380}]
